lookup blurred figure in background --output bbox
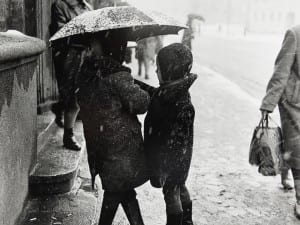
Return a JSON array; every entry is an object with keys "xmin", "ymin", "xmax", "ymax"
[
  {"xmin": 182, "ymin": 13, "xmax": 204, "ymax": 50},
  {"xmin": 50, "ymin": 0, "xmax": 93, "ymax": 151},
  {"xmin": 136, "ymin": 36, "xmax": 163, "ymax": 79}
]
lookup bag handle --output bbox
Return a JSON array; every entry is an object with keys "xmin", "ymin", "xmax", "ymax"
[
  {"xmin": 258, "ymin": 114, "xmax": 269, "ymax": 128},
  {"xmin": 259, "ymin": 114, "xmax": 279, "ymax": 128}
]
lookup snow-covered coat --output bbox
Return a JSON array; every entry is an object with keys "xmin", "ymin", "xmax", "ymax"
[
  {"xmin": 137, "ymin": 74, "xmax": 197, "ymax": 187},
  {"xmin": 78, "ymin": 55, "xmax": 150, "ymax": 191},
  {"xmin": 261, "ymin": 25, "xmax": 300, "ymax": 169}
]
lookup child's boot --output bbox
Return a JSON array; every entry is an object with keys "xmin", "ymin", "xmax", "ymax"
[
  {"xmin": 166, "ymin": 213, "xmax": 183, "ymax": 225},
  {"xmin": 182, "ymin": 202, "xmax": 193, "ymax": 225}
]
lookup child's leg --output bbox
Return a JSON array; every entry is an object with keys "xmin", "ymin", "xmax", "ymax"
[
  {"xmin": 98, "ymin": 191, "xmax": 121, "ymax": 225},
  {"xmin": 180, "ymin": 184, "xmax": 193, "ymax": 225},
  {"xmin": 163, "ymin": 183, "xmax": 183, "ymax": 225},
  {"xmin": 121, "ymin": 189, "xmax": 145, "ymax": 225}
]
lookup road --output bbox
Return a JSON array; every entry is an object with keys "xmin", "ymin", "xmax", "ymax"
[
  {"xmin": 25, "ymin": 34, "xmax": 300, "ymax": 225},
  {"xmin": 192, "ymin": 34, "xmax": 283, "ymax": 100}
]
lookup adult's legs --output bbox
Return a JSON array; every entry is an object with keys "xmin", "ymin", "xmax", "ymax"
[
  {"xmin": 52, "ymin": 53, "xmax": 65, "ymax": 128},
  {"xmin": 180, "ymin": 184, "xmax": 193, "ymax": 225},
  {"xmin": 61, "ymin": 47, "xmax": 82, "ymax": 150},
  {"xmin": 121, "ymin": 190, "xmax": 145, "ymax": 225},
  {"xmin": 138, "ymin": 59, "xmax": 143, "ymax": 76},
  {"xmin": 281, "ymin": 168, "xmax": 293, "ymax": 190},
  {"xmin": 163, "ymin": 183, "xmax": 183, "ymax": 225},
  {"xmin": 144, "ymin": 58, "xmax": 150, "ymax": 80},
  {"xmin": 63, "ymin": 95, "xmax": 81, "ymax": 150}
]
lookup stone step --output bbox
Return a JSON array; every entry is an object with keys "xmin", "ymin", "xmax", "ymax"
[
  {"xmin": 37, "ymin": 112, "xmax": 57, "ymax": 154},
  {"xmin": 30, "ymin": 121, "xmax": 85, "ymax": 195}
]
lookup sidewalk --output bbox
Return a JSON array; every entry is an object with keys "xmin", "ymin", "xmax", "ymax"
[{"xmin": 23, "ymin": 58, "xmax": 300, "ymax": 225}]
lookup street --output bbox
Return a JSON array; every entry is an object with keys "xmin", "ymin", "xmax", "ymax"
[
  {"xmin": 23, "ymin": 34, "xmax": 300, "ymax": 225},
  {"xmin": 122, "ymin": 34, "xmax": 299, "ymax": 224}
]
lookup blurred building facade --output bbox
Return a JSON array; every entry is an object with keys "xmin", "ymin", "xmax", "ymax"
[
  {"xmin": 246, "ymin": 0, "xmax": 300, "ymax": 33},
  {"xmin": 187, "ymin": 0, "xmax": 300, "ymax": 34}
]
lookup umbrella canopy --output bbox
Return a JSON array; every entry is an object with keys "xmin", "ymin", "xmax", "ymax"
[
  {"xmin": 188, "ymin": 13, "xmax": 205, "ymax": 22},
  {"xmin": 49, "ymin": 6, "xmax": 186, "ymax": 42}
]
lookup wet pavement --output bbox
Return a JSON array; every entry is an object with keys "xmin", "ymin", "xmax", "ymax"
[{"xmin": 24, "ymin": 37, "xmax": 300, "ymax": 224}]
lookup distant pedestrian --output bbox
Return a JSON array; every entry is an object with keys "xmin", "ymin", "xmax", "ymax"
[
  {"xmin": 260, "ymin": 25, "xmax": 300, "ymax": 219},
  {"xmin": 78, "ymin": 30, "xmax": 150, "ymax": 225},
  {"xmin": 136, "ymin": 36, "xmax": 163, "ymax": 79},
  {"xmin": 50, "ymin": 0, "xmax": 93, "ymax": 150},
  {"xmin": 136, "ymin": 43, "xmax": 197, "ymax": 225}
]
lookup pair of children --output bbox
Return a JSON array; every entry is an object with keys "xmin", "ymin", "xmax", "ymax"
[
  {"xmin": 79, "ymin": 32, "xmax": 196, "ymax": 225},
  {"xmin": 136, "ymin": 43, "xmax": 197, "ymax": 225}
]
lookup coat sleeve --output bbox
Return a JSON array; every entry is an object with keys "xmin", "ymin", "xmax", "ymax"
[
  {"xmin": 134, "ymin": 79, "xmax": 156, "ymax": 96},
  {"xmin": 51, "ymin": 0, "xmax": 68, "ymax": 33},
  {"xmin": 111, "ymin": 72, "xmax": 150, "ymax": 114},
  {"xmin": 260, "ymin": 29, "xmax": 297, "ymax": 112}
]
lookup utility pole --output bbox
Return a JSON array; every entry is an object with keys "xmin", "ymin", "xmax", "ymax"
[
  {"xmin": 226, "ymin": 0, "xmax": 231, "ymax": 35},
  {"xmin": 244, "ymin": 0, "xmax": 251, "ymax": 36}
]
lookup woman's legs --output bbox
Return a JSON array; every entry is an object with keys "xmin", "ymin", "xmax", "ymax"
[
  {"xmin": 163, "ymin": 183, "xmax": 183, "ymax": 225},
  {"xmin": 63, "ymin": 95, "xmax": 81, "ymax": 150},
  {"xmin": 281, "ymin": 168, "xmax": 293, "ymax": 190},
  {"xmin": 180, "ymin": 185, "xmax": 193, "ymax": 225}
]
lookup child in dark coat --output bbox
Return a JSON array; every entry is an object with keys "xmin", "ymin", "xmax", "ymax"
[{"xmin": 136, "ymin": 43, "xmax": 197, "ymax": 225}]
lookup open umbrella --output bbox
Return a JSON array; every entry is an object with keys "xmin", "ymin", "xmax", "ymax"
[
  {"xmin": 49, "ymin": 6, "xmax": 186, "ymax": 42},
  {"xmin": 188, "ymin": 13, "xmax": 205, "ymax": 22}
]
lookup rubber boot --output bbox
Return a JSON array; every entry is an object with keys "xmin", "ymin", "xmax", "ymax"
[
  {"xmin": 294, "ymin": 180, "xmax": 300, "ymax": 219},
  {"xmin": 63, "ymin": 128, "xmax": 81, "ymax": 151},
  {"xmin": 182, "ymin": 202, "xmax": 193, "ymax": 225},
  {"xmin": 166, "ymin": 213, "xmax": 182, "ymax": 225},
  {"xmin": 121, "ymin": 197, "xmax": 145, "ymax": 225},
  {"xmin": 281, "ymin": 168, "xmax": 293, "ymax": 190}
]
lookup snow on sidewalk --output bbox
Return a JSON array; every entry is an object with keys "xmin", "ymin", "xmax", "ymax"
[{"xmin": 121, "ymin": 60, "xmax": 299, "ymax": 225}]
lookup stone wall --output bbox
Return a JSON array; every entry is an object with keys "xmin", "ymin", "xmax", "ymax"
[{"xmin": 0, "ymin": 32, "xmax": 45, "ymax": 225}]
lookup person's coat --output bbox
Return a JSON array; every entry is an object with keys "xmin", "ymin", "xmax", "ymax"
[
  {"xmin": 50, "ymin": 0, "xmax": 93, "ymax": 36},
  {"xmin": 136, "ymin": 74, "xmax": 197, "ymax": 187},
  {"xmin": 78, "ymin": 55, "xmax": 150, "ymax": 191},
  {"xmin": 261, "ymin": 25, "xmax": 300, "ymax": 169}
]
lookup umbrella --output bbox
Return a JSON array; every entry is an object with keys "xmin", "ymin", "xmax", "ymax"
[
  {"xmin": 49, "ymin": 6, "xmax": 186, "ymax": 42},
  {"xmin": 188, "ymin": 13, "xmax": 205, "ymax": 22}
]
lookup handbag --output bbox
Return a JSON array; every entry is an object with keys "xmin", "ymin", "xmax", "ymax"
[{"xmin": 249, "ymin": 115, "xmax": 284, "ymax": 176}]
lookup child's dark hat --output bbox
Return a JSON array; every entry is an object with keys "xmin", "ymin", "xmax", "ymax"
[{"xmin": 157, "ymin": 43, "xmax": 193, "ymax": 82}]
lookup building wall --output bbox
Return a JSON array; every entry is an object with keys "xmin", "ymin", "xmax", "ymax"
[{"xmin": 0, "ymin": 58, "xmax": 38, "ymax": 225}]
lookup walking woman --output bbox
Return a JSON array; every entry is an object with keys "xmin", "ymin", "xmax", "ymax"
[
  {"xmin": 260, "ymin": 25, "xmax": 300, "ymax": 219},
  {"xmin": 78, "ymin": 30, "xmax": 150, "ymax": 225}
]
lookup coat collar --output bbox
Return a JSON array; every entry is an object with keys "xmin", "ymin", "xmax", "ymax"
[{"xmin": 157, "ymin": 73, "xmax": 197, "ymax": 102}]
